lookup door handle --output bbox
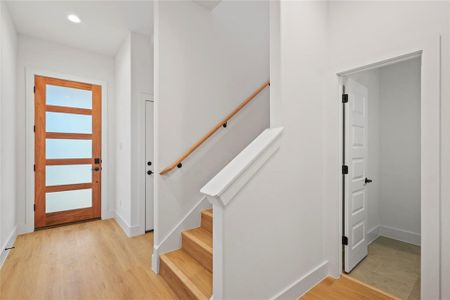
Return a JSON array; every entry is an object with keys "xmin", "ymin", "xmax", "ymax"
[
  {"xmin": 364, "ymin": 177, "xmax": 373, "ymax": 184},
  {"xmin": 92, "ymin": 167, "xmax": 101, "ymax": 171},
  {"xmin": 147, "ymin": 170, "xmax": 153, "ymax": 175}
]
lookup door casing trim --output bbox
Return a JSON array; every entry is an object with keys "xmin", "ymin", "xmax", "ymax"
[{"xmin": 333, "ymin": 35, "xmax": 441, "ymax": 299}]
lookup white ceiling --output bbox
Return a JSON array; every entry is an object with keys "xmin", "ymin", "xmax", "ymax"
[{"xmin": 6, "ymin": 1, "xmax": 153, "ymax": 56}]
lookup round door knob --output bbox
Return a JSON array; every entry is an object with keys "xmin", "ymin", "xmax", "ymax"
[
  {"xmin": 147, "ymin": 161, "xmax": 152, "ymax": 166},
  {"xmin": 147, "ymin": 170, "xmax": 153, "ymax": 175}
]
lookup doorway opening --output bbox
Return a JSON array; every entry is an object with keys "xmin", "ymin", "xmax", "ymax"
[
  {"xmin": 341, "ymin": 57, "xmax": 421, "ymax": 299},
  {"xmin": 34, "ymin": 75, "xmax": 102, "ymax": 228}
]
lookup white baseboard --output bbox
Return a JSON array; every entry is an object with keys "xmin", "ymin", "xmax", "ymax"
[
  {"xmin": 17, "ymin": 223, "xmax": 33, "ymax": 235},
  {"xmin": 367, "ymin": 226, "xmax": 380, "ymax": 245},
  {"xmin": 102, "ymin": 210, "xmax": 115, "ymax": 220},
  {"xmin": 0, "ymin": 226, "xmax": 17, "ymax": 268},
  {"xmin": 152, "ymin": 196, "xmax": 211, "ymax": 273},
  {"xmin": 378, "ymin": 225, "xmax": 421, "ymax": 246},
  {"xmin": 271, "ymin": 261, "xmax": 328, "ymax": 300},
  {"xmin": 151, "ymin": 251, "xmax": 159, "ymax": 273},
  {"xmin": 114, "ymin": 212, "xmax": 143, "ymax": 237}
]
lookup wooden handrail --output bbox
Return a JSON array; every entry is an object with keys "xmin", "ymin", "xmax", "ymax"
[{"xmin": 160, "ymin": 80, "xmax": 270, "ymax": 175}]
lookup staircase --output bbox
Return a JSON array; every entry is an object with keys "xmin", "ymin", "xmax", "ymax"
[{"xmin": 160, "ymin": 209, "xmax": 213, "ymax": 299}]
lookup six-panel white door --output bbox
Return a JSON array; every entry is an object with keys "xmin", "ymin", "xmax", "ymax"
[{"xmin": 344, "ymin": 78, "xmax": 369, "ymax": 272}]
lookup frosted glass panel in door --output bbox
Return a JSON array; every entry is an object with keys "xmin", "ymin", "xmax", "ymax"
[
  {"xmin": 46, "ymin": 165, "xmax": 92, "ymax": 186},
  {"xmin": 46, "ymin": 189, "xmax": 92, "ymax": 213},
  {"xmin": 46, "ymin": 139, "xmax": 92, "ymax": 159},
  {"xmin": 46, "ymin": 85, "xmax": 92, "ymax": 109},
  {"xmin": 46, "ymin": 112, "xmax": 92, "ymax": 133}
]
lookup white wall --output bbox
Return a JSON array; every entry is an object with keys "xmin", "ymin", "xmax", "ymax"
[
  {"xmin": 114, "ymin": 32, "xmax": 153, "ymax": 235},
  {"xmin": 378, "ymin": 59, "xmax": 421, "ymax": 240},
  {"xmin": 114, "ymin": 35, "xmax": 132, "ymax": 229},
  {"xmin": 16, "ymin": 35, "xmax": 116, "ymax": 232},
  {"xmin": 0, "ymin": 1, "xmax": 18, "ymax": 266},
  {"xmin": 324, "ymin": 2, "xmax": 449, "ymax": 299},
  {"xmin": 13, "ymin": 31, "xmax": 150, "ymax": 237},
  {"xmin": 213, "ymin": 1, "xmax": 448, "ymax": 298},
  {"xmin": 442, "ymin": 5, "xmax": 450, "ymax": 297},
  {"xmin": 217, "ymin": 2, "xmax": 328, "ymax": 298},
  {"xmin": 131, "ymin": 32, "xmax": 153, "ymax": 233},
  {"xmin": 155, "ymin": 0, "xmax": 269, "ymax": 255},
  {"xmin": 349, "ymin": 59, "xmax": 421, "ymax": 244}
]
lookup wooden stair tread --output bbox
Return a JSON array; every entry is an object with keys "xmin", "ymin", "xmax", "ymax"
[
  {"xmin": 160, "ymin": 209, "xmax": 213, "ymax": 298},
  {"xmin": 182, "ymin": 227, "xmax": 212, "ymax": 272},
  {"xmin": 183, "ymin": 227, "xmax": 212, "ymax": 251},
  {"xmin": 203, "ymin": 209, "xmax": 212, "ymax": 217},
  {"xmin": 160, "ymin": 250, "xmax": 212, "ymax": 299}
]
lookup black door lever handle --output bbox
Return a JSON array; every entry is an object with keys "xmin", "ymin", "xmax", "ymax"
[
  {"xmin": 147, "ymin": 170, "xmax": 153, "ymax": 175},
  {"xmin": 365, "ymin": 177, "xmax": 373, "ymax": 184}
]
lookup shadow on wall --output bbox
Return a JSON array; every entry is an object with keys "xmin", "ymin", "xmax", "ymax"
[{"xmin": 159, "ymin": 88, "xmax": 270, "ymax": 220}]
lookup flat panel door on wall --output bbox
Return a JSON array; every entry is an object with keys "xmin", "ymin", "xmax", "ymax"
[
  {"xmin": 344, "ymin": 78, "xmax": 369, "ymax": 272},
  {"xmin": 145, "ymin": 100, "xmax": 154, "ymax": 231},
  {"xmin": 34, "ymin": 76, "xmax": 102, "ymax": 228}
]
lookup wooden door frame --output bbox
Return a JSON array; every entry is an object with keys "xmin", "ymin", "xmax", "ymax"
[
  {"xmin": 23, "ymin": 69, "xmax": 110, "ymax": 233},
  {"xmin": 34, "ymin": 75, "xmax": 102, "ymax": 228}
]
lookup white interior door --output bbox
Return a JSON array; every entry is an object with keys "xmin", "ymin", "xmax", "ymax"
[
  {"xmin": 344, "ymin": 78, "xmax": 369, "ymax": 272},
  {"xmin": 145, "ymin": 100, "xmax": 154, "ymax": 231}
]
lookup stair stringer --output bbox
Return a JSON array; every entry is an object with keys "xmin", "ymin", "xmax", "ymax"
[{"xmin": 152, "ymin": 196, "xmax": 211, "ymax": 273}]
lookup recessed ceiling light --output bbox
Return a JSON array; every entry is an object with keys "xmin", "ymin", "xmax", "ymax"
[{"xmin": 67, "ymin": 14, "xmax": 81, "ymax": 24}]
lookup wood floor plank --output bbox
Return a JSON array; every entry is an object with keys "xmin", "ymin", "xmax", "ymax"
[
  {"xmin": 301, "ymin": 275, "xmax": 400, "ymax": 300},
  {"xmin": 0, "ymin": 219, "xmax": 178, "ymax": 300},
  {"xmin": 2, "ymin": 218, "xmax": 401, "ymax": 300}
]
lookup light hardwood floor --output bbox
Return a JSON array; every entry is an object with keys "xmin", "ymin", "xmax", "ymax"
[
  {"xmin": 0, "ymin": 219, "xmax": 177, "ymax": 300},
  {"xmin": 349, "ymin": 237, "xmax": 420, "ymax": 300},
  {"xmin": 1, "ymin": 219, "xmax": 400, "ymax": 300},
  {"xmin": 301, "ymin": 275, "xmax": 399, "ymax": 300}
]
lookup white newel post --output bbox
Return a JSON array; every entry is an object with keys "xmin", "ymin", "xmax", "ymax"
[{"xmin": 201, "ymin": 127, "xmax": 284, "ymax": 299}]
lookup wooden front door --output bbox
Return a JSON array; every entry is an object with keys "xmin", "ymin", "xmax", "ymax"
[{"xmin": 34, "ymin": 76, "xmax": 102, "ymax": 228}]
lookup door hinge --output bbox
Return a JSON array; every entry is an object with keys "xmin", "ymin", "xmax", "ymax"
[
  {"xmin": 342, "ymin": 94, "xmax": 348, "ymax": 103},
  {"xmin": 342, "ymin": 165, "xmax": 348, "ymax": 175},
  {"xmin": 34, "ymin": 86, "xmax": 36, "ymax": 93},
  {"xmin": 342, "ymin": 236, "xmax": 348, "ymax": 245},
  {"xmin": 33, "ymin": 164, "xmax": 36, "ymax": 172},
  {"xmin": 33, "ymin": 204, "xmax": 36, "ymax": 211},
  {"xmin": 33, "ymin": 125, "xmax": 36, "ymax": 132}
]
